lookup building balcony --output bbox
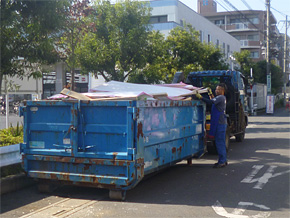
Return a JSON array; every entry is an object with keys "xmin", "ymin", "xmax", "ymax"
[
  {"xmin": 240, "ymin": 40, "xmax": 260, "ymax": 49},
  {"xmin": 225, "ymin": 23, "xmax": 259, "ymax": 32}
]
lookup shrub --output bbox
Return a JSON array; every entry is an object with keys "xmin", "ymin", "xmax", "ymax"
[{"xmin": 0, "ymin": 123, "xmax": 23, "ymax": 147}]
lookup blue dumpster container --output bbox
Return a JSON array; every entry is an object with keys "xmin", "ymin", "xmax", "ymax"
[{"xmin": 20, "ymin": 99, "xmax": 206, "ymax": 200}]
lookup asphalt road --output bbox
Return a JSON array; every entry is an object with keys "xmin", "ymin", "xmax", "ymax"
[{"xmin": 1, "ymin": 108, "xmax": 289, "ymax": 218}]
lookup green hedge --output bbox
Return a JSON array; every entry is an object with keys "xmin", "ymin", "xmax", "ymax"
[{"xmin": 0, "ymin": 123, "xmax": 23, "ymax": 147}]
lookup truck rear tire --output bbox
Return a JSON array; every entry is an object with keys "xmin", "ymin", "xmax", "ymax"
[
  {"xmin": 235, "ymin": 131, "xmax": 245, "ymax": 142},
  {"xmin": 225, "ymin": 129, "xmax": 230, "ymax": 151}
]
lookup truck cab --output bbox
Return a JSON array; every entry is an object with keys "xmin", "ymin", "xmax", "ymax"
[{"xmin": 174, "ymin": 70, "xmax": 248, "ymax": 152}]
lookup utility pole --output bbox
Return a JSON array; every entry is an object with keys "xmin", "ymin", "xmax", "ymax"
[
  {"xmin": 266, "ymin": 0, "xmax": 271, "ymax": 94},
  {"xmin": 283, "ymin": 16, "xmax": 288, "ymax": 106}
]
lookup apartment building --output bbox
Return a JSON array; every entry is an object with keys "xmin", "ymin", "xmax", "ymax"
[
  {"xmin": 198, "ymin": 0, "xmax": 280, "ymax": 65},
  {"xmin": 148, "ymin": 0, "xmax": 240, "ymax": 60}
]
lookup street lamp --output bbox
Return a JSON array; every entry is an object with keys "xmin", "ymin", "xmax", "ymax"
[{"xmin": 229, "ymin": 55, "xmax": 236, "ymax": 71}]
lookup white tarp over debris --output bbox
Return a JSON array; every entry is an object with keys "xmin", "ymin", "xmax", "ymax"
[{"xmin": 48, "ymin": 81, "xmax": 206, "ymax": 100}]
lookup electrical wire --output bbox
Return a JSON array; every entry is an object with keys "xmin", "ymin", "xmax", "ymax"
[
  {"xmin": 214, "ymin": 0, "xmax": 232, "ymax": 12},
  {"xmin": 270, "ymin": 6, "xmax": 287, "ymax": 16},
  {"xmin": 220, "ymin": 0, "xmax": 269, "ymax": 39},
  {"xmin": 240, "ymin": 0, "xmax": 252, "ymax": 10}
]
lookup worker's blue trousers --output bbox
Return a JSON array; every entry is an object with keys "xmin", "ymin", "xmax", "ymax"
[{"xmin": 215, "ymin": 124, "xmax": 227, "ymax": 164}]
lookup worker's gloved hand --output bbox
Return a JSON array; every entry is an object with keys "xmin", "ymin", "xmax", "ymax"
[
  {"xmin": 195, "ymin": 92, "xmax": 202, "ymax": 99},
  {"xmin": 207, "ymin": 87, "xmax": 213, "ymax": 96}
]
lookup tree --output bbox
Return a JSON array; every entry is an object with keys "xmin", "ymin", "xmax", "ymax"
[
  {"xmin": 199, "ymin": 43, "xmax": 228, "ymax": 71},
  {"xmin": 55, "ymin": 0, "xmax": 93, "ymax": 90},
  {"xmin": 160, "ymin": 24, "xmax": 228, "ymax": 82},
  {"xmin": 131, "ymin": 24, "xmax": 228, "ymax": 84},
  {"xmin": 233, "ymin": 50, "xmax": 253, "ymax": 77},
  {"xmin": 0, "ymin": 0, "xmax": 69, "ymax": 94},
  {"xmin": 253, "ymin": 60, "xmax": 283, "ymax": 94},
  {"xmin": 165, "ymin": 25, "xmax": 202, "ymax": 80},
  {"xmin": 128, "ymin": 31, "xmax": 170, "ymax": 84},
  {"xmin": 77, "ymin": 0, "xmax": 151, "ymax": 82}
]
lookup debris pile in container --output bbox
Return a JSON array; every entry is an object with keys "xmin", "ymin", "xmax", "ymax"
[{"xmin": 48, "ymin": 81, "xmax": 207, "ymax": 101}]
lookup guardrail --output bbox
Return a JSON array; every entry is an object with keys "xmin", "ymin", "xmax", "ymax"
[{"xmin": 0, "ymin": 144, "xmax": 21, "ymax": 167}]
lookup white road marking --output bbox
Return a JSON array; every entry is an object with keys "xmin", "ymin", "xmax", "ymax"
[
  {"xmin": 20, "ymin": 198, "xmax": 97, "ymax": 218},
  {"xmin": 241, "ymin": 165, "xmax": 264, "ymax": 183},
  {"xmin": 241, "ymin": 165, "xmax": 290, "ymax": 189},
  {"xmin": 212, "ymin": 200, "xmax": 271, "ymax": 218}
]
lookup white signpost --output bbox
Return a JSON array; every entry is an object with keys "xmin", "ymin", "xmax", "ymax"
[{"xmin": 266, "ymin": 95, "xmax": 274, "ymax": 114}]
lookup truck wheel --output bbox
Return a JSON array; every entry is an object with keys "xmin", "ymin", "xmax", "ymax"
[
  {"xmin": 225, "ymin": 130, "xmax": 230, "ymax": 151},
  {"xmin": 235, "ymin": 131, "xmax": 245, "ymax": 142},
  {"xmin": 109, "ymin": 190, "xmax": 126, "ymax": 201}
]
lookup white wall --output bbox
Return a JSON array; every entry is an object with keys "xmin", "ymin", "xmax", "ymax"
[
  {"xmin": 150, "ymin": 0, "xmax": 240, "ymax": 56},
  {"xmin": 1, "ymin": 75, "xmax": 42, "ymax": 96}
]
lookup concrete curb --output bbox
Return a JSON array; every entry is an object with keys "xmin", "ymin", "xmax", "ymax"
[{"xmin": 0, "ymin": 173, "xmax": 36, "ymax": 195}]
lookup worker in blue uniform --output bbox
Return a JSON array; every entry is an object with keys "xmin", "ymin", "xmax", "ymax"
[{"xmin": 196, "ymin": 83, "xmax": 228, "ymax": 168}]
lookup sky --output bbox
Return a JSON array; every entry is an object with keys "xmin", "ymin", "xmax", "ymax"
[{"xmin": 179, "ymin": 0, "xmax": 290, "ymax": 35}]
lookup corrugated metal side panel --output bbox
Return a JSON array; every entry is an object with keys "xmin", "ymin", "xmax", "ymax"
[
  {"xmin": 135, "ymin": 100, "xmax": 205, "ymax": 174},
  {"xmin": 22, "ymin": 100, "xmax": 137, "ymax": 189}
]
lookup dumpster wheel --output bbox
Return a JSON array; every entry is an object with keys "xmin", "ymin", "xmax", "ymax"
[{"xmin": 109, "ymin": 190, "xmax": 126, "ymax": 201}]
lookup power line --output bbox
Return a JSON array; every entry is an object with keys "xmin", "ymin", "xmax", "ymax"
[
  {"xmin": 270, "ymin": 6, "xmax": 287, "ymax": 16},
  {"xmin": 214, "ymin": 0, "xmax": 232, "ymax": 12},
  {"xmin": 240, "ymin": 0, "xmax": 252, "ymax": 10},
  {"xmin": 278, "ymin": 22, "xmax": 285, "ymax": 32},
  {"xmin": 220, "ymin": 0, "xmax": 269, "ymax": 39}
]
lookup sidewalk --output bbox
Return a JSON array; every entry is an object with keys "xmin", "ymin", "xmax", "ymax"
[{"xmin": 254, "ymin": 106, "xmax": 289, "ymax": 117}]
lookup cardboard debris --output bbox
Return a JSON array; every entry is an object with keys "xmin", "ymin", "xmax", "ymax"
[{"xmin": 60, "ymin": 88, "xmax": 91, "ymax": 100}]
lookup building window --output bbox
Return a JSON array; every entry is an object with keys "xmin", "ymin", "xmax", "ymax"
[
  {"xmin": 240, "ymin": 40, "xmax": 248, "ymax": 46},
  {"xmin": 149, "ymin": 15, "xmax": 167, "ymax": 24},
  {"xmin": 200, "ymin": 30, "xmax": 203, "ymax": 42},
  {"xmin": 216, "ymin": 39, "xmax": 219, "ymax": 48},
  {"xmin": 215, "ymin": 19, "xmax": 225, "ymax": 25},
  {"xmin": 249, "ymin": 17, "xmax": 259, "ymax": 24},
  {"xmin": 227, "ymin": 44, "xmax": 230, "ymax": 58},
  {"xmin": 223, "ymin": 43, "xmax": 226, "ymax": 55},
  {"xmin": 234, "ymin": 35, "xmax": 241, "ymax": 40},
  {"xmin": 236, "ymin": 23, "xmax": 248, "ymax": 29},
  {"xmin": 247, "ymin": 34, "xmax": 259, "ymax": 41},
  {"xmin": 250, "ymin": 51, "xmax": 259, "ymax": 58},
  {"xmin": 203, "ymin": 0, "xmax": 208, "ymax": 6},
  {"xmin": 180, "ymin": 19, "xmax": 184, "ymax": 26},
  {"xmin": 230, "ymin": 18, "xmax": 241, "ymax": 24},
  {"xmin": 208, "ymin": 34, "xmax": 211, "ymax": 43}
]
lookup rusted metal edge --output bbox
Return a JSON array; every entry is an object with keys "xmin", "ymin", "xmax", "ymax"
[{"xmin": 26, "ymin": 155, "xmax": 134, "ymax": 167}]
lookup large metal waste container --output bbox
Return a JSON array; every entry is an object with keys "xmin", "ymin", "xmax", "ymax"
[{"xmin": 20, "ymin": 99, "xmax": 205, "ymax": 200}]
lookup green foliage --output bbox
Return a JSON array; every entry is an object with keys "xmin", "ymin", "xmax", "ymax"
[
  {"xmin": 233, "ymin": 50, "xmax": 253, "ymax": 77},
  {"xmin": 128, "ymin": 31, "xmax": 169, "ymax": 84},
  {"xmin": 129, "ymin": 25, "xmax": 228, "ymax": 84},
  {"xmin": 0, "ymin": 124, "xmax": 23, "ymax": 147},
  {"xmin": 253, "ymin": 60, "xmax": 283, "ymax": 94},
  {"xmin": 77, "ymin": 0, "xmax": 151, "ymax": 82},
  {"xmin": 200, "ymin": 42, "xmax": 228, "ymax": 71},
  {"xmin": 55, "ymin": 0, "xmax": 93, "ymax": 90},
  {"xmin": 275, "ymin": 98, "xmax": 284, "ymax": 108},
  {"xmin": 0, "ymin": 0, "xmax": 70, "ymax": 94}
]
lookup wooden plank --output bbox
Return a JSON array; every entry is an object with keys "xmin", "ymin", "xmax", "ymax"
[
  {"xmin": 90, "ymin": 96, "xmax": 137, "ymax": 101},
  {"xmin": 60, "ymin": 88, "xmax": 91, "ymax": 100}
]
